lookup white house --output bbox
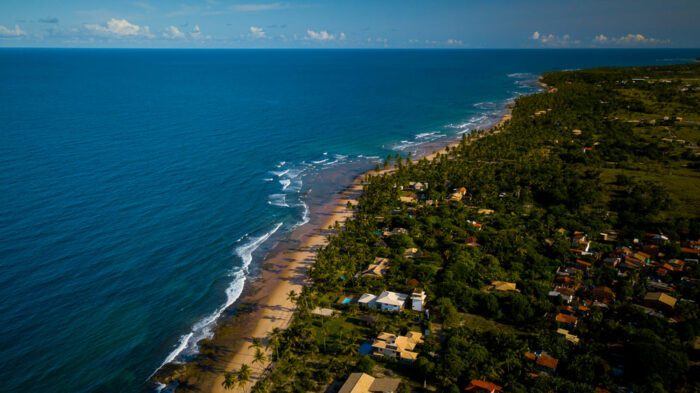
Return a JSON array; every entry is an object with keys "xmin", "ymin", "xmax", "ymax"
[
  {"xmin": 411, "ymin": 289, "xmax": 426, "ymax": 312},
  {"xmin": 375, "ymin": 291, "xmax": 408, "ymax": 312},
  {"xmin": 358, "ymin": 293, "xmax": 378, "ymax": 308}
]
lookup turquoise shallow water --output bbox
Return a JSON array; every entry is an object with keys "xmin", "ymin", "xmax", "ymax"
[{"xmin": 0, "ymin": 49, "xmax": 697, "ymax": 393}]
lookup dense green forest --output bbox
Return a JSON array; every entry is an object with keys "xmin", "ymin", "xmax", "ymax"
[{"xmin": 248, "ymin": 63, "xmax": 700, "ymax": 393}]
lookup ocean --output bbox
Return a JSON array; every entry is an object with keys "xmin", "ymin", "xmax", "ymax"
[{"xmin": 0, "ymin": 48, "xmax": 697, "ymax": 393}]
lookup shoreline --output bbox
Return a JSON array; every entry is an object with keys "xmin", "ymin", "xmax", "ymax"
[{"xmin": 153, "ymin": 106, "xmax": 513, "ymax": 393}]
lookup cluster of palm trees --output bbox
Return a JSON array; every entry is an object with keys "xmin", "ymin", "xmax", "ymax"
[
  {"xmin": 222, "ymin": 327, "xmax": 290, "ymax": 391},
  {"xmin": 221, "ymin": 363, "xmax": 251, "ymax": 391}
]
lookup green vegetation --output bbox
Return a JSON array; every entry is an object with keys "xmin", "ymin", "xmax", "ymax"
[{"xmin": 252, "ymin": 63, "xmax": 700, "ymax": 392}]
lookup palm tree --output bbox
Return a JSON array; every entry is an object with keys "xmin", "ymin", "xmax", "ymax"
[
  {"xmin": 286, "ymin": 290, "xmax": 298, "ymax": 306},
  {"xmin": 268, "ymin": 327, "xmax": 284, "ymax": 359},
  {"xmin": 248, "ymin": 337, "xmax": 263, "ymax": 351},
  {"xmin": 221, "ymin": 371, "xmax": 237, "ymax": 390},
  {"xmin": 252, "ymin": 347, "xmax": 267, "ymax": 370},
  {"xmin": 236, "ymin": 364, "xmax": 252, "ymax": 388}
]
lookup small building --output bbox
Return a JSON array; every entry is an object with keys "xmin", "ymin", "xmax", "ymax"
[
  {"xmin": 358, "ymin": 293, "xmax": 378, "ymax": 308},
  {"xmin": 556, "ymin": 328, "xmax": 580, "ymax": 344},
  {"xmin": 549, "ymin": 286, "xmax": 576, "ymax": 304},
  {"xmin": 644, "ymin": 292, "xmax": 677, "ymax": 311},
  {"xmin": 399, "ymin": 194, "xmax": 417, "ymax": 204},
  {"xmin": 311, "ymin": 307, "xmax": 335, "ymax": 317},
  {"xmin": 375, "ymin": 291, "xmax": 409, "ymax": 312},
  {"xmin": 403, "ymin": 247, "xmax": 419, "ymax": 258},
  {"xmin": 487, "ymin": 280, "xmax": 519, "ymax": 293},
  {"xmin": 464, "ymin": 379, "xmax": 503, "ymax": 393},
  {"xmin": 411, "ymin": 289, "xmax": 426, "ymax": 311},
  {"xmin": 361, "ymin": 257, "xmax": 391, "ymax": 278},
  {"xmin": 372, "ymin": 331, "xmax": 422, "ymax": 363},
  {"xmin": 535, "ymin": 352, "xmax": 559, "ymax": 374},
  {"xmin": 338, "ymin": 372, "xmax": 401, "ymax": 393},
  {"xmin": 555, "ymin": 313, "xmax": 578, "ymax": 329}
]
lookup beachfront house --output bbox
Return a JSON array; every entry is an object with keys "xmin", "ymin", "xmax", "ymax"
[
  {"xmin": 375, "ymin": 291, "xmax": 409, "ymax": 312},
  {"xmin": 371, "ymin": 331, "xmax": 422, "ymax": 363},
  {"xmin": 338, "ymin": 372, "xmax": 401, "ymax": 393},
  {"xmin": 411, "ymin": 289, "xmax": 426, "ymax": 311}
]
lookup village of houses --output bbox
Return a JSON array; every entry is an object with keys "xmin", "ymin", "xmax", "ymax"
[{"xmin": 310, "ymin": 176, "xmax": 700, "ymax": 393}]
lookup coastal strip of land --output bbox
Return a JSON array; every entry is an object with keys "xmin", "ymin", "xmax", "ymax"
[{"xmin": 155, "ymin": 108, "xmax": 512, "ymax": 393}]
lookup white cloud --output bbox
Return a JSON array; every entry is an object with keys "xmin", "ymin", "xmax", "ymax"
[
  {"xmin": 250, "ymin": 26, "xmax": 266, "ymax": 38},
  {"xmin": 0, "ymin": 24, "xmax": 26, "ymax": 37},
  {"xmin": 232, "ymin": 2, "xmax": 287, "ymax": 12},
  {"xmin": 530, "ymin": 31, "xmax": 579, "ymax": 47},
  {"xmin": 339, "ymin": 32, "xmax": 346, "ymax": 41},
  {"xmin": 163, "ymin": 25, "xmax": 185, "ymax": 39},
  {"xmin": 592, "ymin": 33, "xmax": 670, "ymax": 46},
  {"xmin": 446, "ymin": 38, "xmax": 463, "ymax": 46},
  {"xmin": 84, "ymin": 18, "xmax": 153, "ymax": 38},
  {"xmin": 306, "ymin": 29, "xmax": 335, "ymax": 41},
  {"xmin": 190, "ymin": 25, "xmax": 203, "ymax": 39}
]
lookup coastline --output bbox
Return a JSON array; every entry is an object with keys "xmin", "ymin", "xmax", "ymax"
[{"xmin": 153, "ymin": 106, "xmax": 513, "ymax": 393}]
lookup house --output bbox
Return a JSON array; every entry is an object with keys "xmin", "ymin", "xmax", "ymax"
[
  {"xmin": 525, "ymin": 351, "xmax": 559, "ymax": 374},
  {"xmin": 477, "ymin": 208, "xmax": 495, "ymax": 215},
  {"xmin": 549, "ymin": 286, "xmax": 576, "ymax": 303},
  {"xmin": 372, "ymin": 331, "xmax": 422, "ymax": 363},
  {"xmin": 338, "ymin": 373, "xmax": 401, "ymax": 393},
  {"xmin": 408, "ymin": 181, "xmax": 426, "ymax": 191},
  {"xmin": 403, "ymin": 248, "xmax": 419, "ymax": 258},
  {"xmin": 361, "ymin": 257, "xmax": 391, "ymax": 278},
  {"xmin": 311, "ymin": 307, "xmax": 335, "ymax": 317},
  {"xmin": 592, "ymin": 286, "xmax": 616, "ymax": 304},
  {"xmin": 399, "ymin": 194, "xmax": 417, "ymax": 204},
  {"xmin": 411, "ymin": 289, "xmax": 426, "ymax": 311},
  {"xmin": 556, "ymin": 328, "xmax": 580, "ymax": 344},
  {"xmin": 358, "ymin": 293, "xmax": 378, "ymax": 308},
  {"xmin": 487, "ymin": 280, "xmax": 519, "ymax": 293},
  {"xmin": 572, "ymin": 231, "xmax": 591, "ymax": 252},
  {"xmin": 644, "ymin": 292, "xmax": 677, "ymax": 311},
  {"xmin": 555, "ymin": 313, "xmax": 578, "ymax": 328},
  {"xmin": 375, "ymin": 291, "xmax": 409, "ymax": 312},
  {"xmin": 464, "ymin": 379, "xmax": 503, "ymax": 393},
  {"xmin": 535, "ymin": 352, "xmax": 559, "ymax": 374}
]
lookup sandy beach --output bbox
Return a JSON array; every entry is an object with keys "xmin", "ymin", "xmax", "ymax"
[{"xmin": 159, "ymin": 109, "xmax": 512, "ymax": 393}]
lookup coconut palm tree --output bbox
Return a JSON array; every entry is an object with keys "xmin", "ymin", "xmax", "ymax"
[
  {"xmin": 221, "ymin": 371, "xmax": 237, "ymax": 390},
  {"xmin": 252, "ymin": 347, "xmax": 267, "ymax": 370},
  {"xmin": 248, "ymin": 337, "xmax": 263, "ymax": 351},
  {"xmin": 237, "ymin": 364, "xmax": 252, "ymax": 388},
  {"xmin": 286, "ymin": 290, "xmax": 298, "ymax": 306},
  {"xmin": 268, "ymin": 327, "xmax": 284, "ymax": 359}
]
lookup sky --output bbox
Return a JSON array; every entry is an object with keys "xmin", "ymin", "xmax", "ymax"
[{"xmin": 1, "ymin": 0, "xmax": 699, "ymax": 48}]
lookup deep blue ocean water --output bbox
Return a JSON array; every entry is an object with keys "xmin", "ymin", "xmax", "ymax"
[{"xmin": 0, "ymin": 49, "xmax": 697, "ymax": 393}]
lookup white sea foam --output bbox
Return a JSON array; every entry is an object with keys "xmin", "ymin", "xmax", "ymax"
[
  {"xmin": 153, "ymin": 223, "xmax": 283, "ymax": 375},
  {"xmin": 263, "ymin": 178, "xmax": 273, "ymax": 182},
  {"xmin": 270, "ymin": 169, "xmax": 289, "ymax": 177},
  {"xmin": 279, "ymin": 179, "xmax": 292, "ymax": 190},
  {"xmin": 474, "ymin": 101, "xmax": 497, "ymax": 110},
  {"xmin": 268, "ymin": 194, "xmax": 289, "ymax": 207},
  {"xmin": 311, "ymin": 158, "xmax": 329, "ymax": 164},
  {"xmin": 507, "ymin": 72, "xmax": 537, "ymax": 79},
  {"xmin": 276, "ymin": 161, "xmax": 286, "ymax": 168}
]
